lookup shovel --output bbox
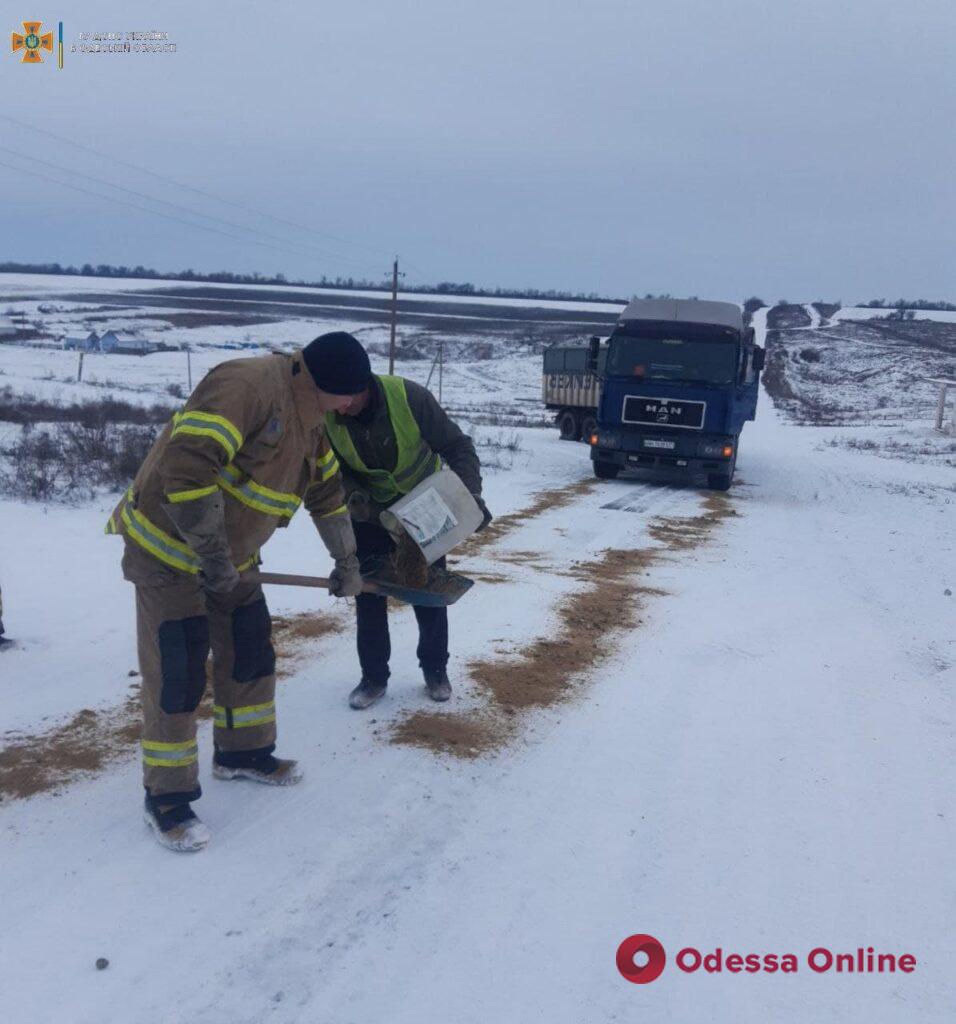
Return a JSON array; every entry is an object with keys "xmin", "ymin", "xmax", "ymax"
[{"xmin": 257, "ymin": 568, "xmax": 474, "ymax": 607}]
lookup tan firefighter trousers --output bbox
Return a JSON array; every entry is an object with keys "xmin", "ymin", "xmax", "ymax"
[{"xmin": 134, "ymin": 570, "xmax": 278, "ymax": 804}]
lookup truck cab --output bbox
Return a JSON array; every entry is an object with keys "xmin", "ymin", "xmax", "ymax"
[{"xmin": 587, "ymin": 299, "xmax": 764, "ymax": 490}]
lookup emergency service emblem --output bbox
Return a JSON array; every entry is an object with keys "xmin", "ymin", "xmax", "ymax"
[{"xmin": 11, "ymin": 21, "xmax": 53, "ymax": 62}]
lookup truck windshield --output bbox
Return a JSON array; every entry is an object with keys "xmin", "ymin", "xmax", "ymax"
[{"xmin": 607, "ymin": 332, "xmax": 738, "ymax": 385}]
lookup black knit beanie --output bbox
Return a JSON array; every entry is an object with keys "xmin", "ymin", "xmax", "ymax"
[{"xmin": 302, "ymin": 332, "xmax": 372, "ymax": 394}]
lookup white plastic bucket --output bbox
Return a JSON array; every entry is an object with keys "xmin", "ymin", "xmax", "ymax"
[{"xmin": 379, "ymin": 468, "xmax": 482, "ymax": 565}]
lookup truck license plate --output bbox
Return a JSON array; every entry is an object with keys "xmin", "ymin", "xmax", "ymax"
[{"xmin": 643, "ymin": 439, "xmax": 676, "ymax": 450}]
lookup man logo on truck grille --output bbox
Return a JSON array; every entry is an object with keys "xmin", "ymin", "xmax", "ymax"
[{"xmin": 622, "ymin": 395, "xmax": 706, "ymax": 430}]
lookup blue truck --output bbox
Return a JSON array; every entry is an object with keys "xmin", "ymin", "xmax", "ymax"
[{"xmin": 545, "ymin": 299, "xmax": 764, "ymax": 490}]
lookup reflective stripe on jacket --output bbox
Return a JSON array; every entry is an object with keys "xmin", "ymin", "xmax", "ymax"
[
  {"xmin": 107, "ymin": 351, "xmax": 346, "ymax": 577},
  {"xmin": 107, "ymin": 488, "xmax": 261, "ymax": 575}
]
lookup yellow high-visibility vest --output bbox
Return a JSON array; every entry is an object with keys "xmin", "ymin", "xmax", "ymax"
[{"xmin": 325, "ymin": 375, "xmax": 439, "ymax": 504}]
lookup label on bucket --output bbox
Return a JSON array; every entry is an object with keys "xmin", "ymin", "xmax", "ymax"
[{"xmin": 396, "ymin": 488, "xmax": 458, "ymax": 546}]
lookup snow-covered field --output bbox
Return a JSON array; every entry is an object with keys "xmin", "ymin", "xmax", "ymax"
[
  {"xmin": 0, "ymin": 272, "xmax": 626, "ymax": 314},
  {"xmin": 759, "ymin": 305, "xmax": 956, "ymax": 467},
  {"xmin": 1, "ymin": 286, "xmax": 954, "ymax": 1023},
  {"xmin": 834, "ymin": 306, "xmax": 956, "ymax": 325}
]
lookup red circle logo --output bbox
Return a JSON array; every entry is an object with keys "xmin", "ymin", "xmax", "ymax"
[{"xmin": 617, "ymin": 934, "xmax": 667, "ymax": 984}]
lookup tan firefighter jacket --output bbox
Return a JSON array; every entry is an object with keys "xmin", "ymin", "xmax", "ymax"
[{"xmin": 107, "ymin": 350, "xmax": 346, "ymax": 577}]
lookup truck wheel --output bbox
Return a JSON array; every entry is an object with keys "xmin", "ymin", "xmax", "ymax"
[
  {"xmin": 580, "ymin": 415, "xmax": 598, "ymax": 443},
  {"xmin": 707, "ymin": 472, "xmax": 732, "ymax": 491},
  {"xmin": 707, "ymin": 448, "xmax": 737, "ymax": 491},
  {"xmin": 593, "ymin": 460, "xmax": 620, "ymax": 479},
  {"xmin": 557, "ymin": 410, "xmax": 580, "ymax": 441}
]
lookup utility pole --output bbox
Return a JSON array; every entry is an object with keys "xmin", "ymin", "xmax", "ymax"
[
  {"xmin": 186, "ymin": 347, "xmax": 192, "ymax": 391},
  {"xmin": 77, "ymin": 351, "xmax": 84, "ymax": 383},
  {"xmin": 438, "ymin": 339, "xmax": 444, "ymax": 403},
  {"xmin": 388, "ymin": 256, "xmax": 404, "ymax": 375}
]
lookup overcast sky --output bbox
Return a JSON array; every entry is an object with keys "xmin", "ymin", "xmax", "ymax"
[{"xmin": 2, "ymin": 0, "xmax": 953, "ymax": 301}]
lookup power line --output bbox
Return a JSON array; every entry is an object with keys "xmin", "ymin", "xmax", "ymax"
[
  {"xmin": 0, "ymin": 144, "xmax": 384, "ymax": 273},
  {"xmin": 0, "ymin": 157, "xmax": 386, "ymax": 277},
  {"xmin": 402, "ymin": 260, "xmax": 431, "ymax": 281},
  {"xmin": 0, "ymin": 113, "xmax": 401, "ymax": 262}
]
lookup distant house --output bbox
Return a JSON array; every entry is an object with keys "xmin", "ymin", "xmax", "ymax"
[
  {"xmin": 0, "ymin": 316, "xmax": 18, "ymax": 340},
  {"xmin": 63, "ymin": 331, "xmax": 100, "ymax": 352},
  {"xmin": 100, "ymin": 330, "xmax": 151, "ymax": 355}
]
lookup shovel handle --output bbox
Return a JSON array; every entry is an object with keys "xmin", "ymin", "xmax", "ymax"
[{"xmin": 256, "ymin": 570, "xmax": 380, "ymax": 595}]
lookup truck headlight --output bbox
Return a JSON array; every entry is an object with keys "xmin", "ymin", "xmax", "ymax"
[
  {"xmin": 698, "ymin": 441, "xmax": 730, "ymax": 457},
  {"xmin": 597, "ymin": 432, "xmax": 620, "ymax": 449}
]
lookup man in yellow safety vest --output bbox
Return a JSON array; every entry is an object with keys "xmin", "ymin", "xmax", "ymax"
[{"xmin": 324, "ymin": 336, "xmax": 491, "ymax": 710}]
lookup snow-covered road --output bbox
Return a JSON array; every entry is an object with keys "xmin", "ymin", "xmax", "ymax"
[{"xmin": 1, "ymin": 384, "xmax": 954, "ymax": 1022}]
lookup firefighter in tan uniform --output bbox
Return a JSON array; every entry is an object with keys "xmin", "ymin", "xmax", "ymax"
[{"xmin": 108, "ymin": 332, "xmax": 371, "ymax": 852}]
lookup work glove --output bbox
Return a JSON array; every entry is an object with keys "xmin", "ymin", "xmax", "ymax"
[
  {"xmin": 329, "ymin": 554, "xmax": 364, "ymax": 597},
  {"xmin": 316, "ymin": 513, "xmax": 364, "ymax": 598},
  {"xmin": 199, "ymin": 552, "xmax": 241, "ymax": 595},
  {"xmin": 347, "ymin": 489, "xmax": 390, "ymax": 524},
  {"xmin": 378, "ymin": 507, "xmax": 405, "ymax": 545},
  {"xmin": 346, "ymin": 489, "xmax": 373, "ymax": 522},
  {"xmin": 473, "ymin": 494, "xmax": 493, "ymax": 534},
  {"xmin": 163, "ymin": 491, "xmax": 240, "ymax": 595}
]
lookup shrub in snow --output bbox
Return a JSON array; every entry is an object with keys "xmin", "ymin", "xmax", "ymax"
[{"xmin": 0, "ymin": 421, "xmax": 159, "ymax": 500}]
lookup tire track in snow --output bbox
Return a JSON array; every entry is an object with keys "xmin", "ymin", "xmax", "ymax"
[
  {"xmin": 391, "ymin": 489, "xmax": 739, "ymax": 758},
  {"xmin": 457, "ymin": 476, "xmax": 600, "ymax": 554},
  {"xmin": 0, "ymin": 476, "xmax": 721, "ymax": 801}
]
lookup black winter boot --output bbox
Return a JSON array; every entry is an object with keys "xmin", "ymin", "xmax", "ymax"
[
  {"xmin": 423, "ymin": 669, "xmax": 452, "ymax": 702},
  {"xmin": 212, "ymin": 749, "xmax": 303, "ymax": 786},
  {"xmin": 349, "ymin": 677, "xmax": 387, "ymax": 710},
  {"xmin": 143, "ymin": 794, "xmax": 211, "ymax": 853}
]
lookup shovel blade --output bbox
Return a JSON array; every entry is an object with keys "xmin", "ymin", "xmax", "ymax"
[{"xmin": 365, "ymin": 567, "xmax": 474, "ymax": 607}]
